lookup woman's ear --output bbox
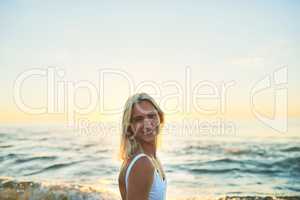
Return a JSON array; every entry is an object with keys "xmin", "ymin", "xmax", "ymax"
[
  {"xmin": 158, "ymin": 113, "xmax": 163, "ymax": 124},
  {"xmin": 155, "ymin": 113, "xmax": 161, "ymax": 128}
]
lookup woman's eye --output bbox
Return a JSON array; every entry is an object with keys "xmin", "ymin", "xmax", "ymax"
[
  {"xmin": 133, "ymin": 117, "xmax": 143, "ymax": 122},
  {"xmin": 148, "ymin": 114, "xmax": 156, "ymax": 119}
]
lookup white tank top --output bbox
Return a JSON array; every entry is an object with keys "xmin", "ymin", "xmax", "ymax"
[{"xmin": 125, "ymin": 153, "xmax": 167, "ymax": 200}]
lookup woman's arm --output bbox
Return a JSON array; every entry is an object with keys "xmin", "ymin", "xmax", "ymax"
[
  {"xmin": 118, "ymin": 170, "xmax": 126, "ymax": 200},
  {"xmin": 126, "ymin": 156, "xmax": 154, "ymax": 200}
]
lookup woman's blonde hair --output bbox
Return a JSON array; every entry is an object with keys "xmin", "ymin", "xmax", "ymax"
[{"xmin": 119, "ymin": 93, "xmax": 164, "ymax": 161}]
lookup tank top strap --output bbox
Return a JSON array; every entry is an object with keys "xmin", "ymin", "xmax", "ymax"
[{"xmin": 125, "ymin": 153, "xmax": 149, "ymax": 191}]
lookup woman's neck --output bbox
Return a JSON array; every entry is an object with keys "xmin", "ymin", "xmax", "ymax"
[{"xmin": 138, "ymin": 142, "xmax": 157, "ymax": 158}]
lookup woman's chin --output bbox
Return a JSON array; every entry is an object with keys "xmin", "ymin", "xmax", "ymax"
[{"xmin": 143, "ymin": 133, "xmax": 156, "ymax": 142}]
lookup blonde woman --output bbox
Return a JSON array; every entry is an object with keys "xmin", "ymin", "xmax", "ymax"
[{"xmin": 118, "ymin": 93, "xmax": 167, "ymax": 200}]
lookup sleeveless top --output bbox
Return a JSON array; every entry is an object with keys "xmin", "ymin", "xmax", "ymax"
[{"xmin": 125, "ymin": 153, "xmax": 167, "ymax": 200}]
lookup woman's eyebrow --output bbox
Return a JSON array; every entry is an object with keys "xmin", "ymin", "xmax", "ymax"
[
  {"xmin": 132, "ymin": 110, "xmax": 157, "ymax": 118},
  {"xmin": 147, "ymin": 111, "xmax": 157, "ymax": 115}
]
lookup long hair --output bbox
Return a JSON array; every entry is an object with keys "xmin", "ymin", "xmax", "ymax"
[{"xmin": 119, "ymin": 93, "xmax": 164, "ymax": 161}]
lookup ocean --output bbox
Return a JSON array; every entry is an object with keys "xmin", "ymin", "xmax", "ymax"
[{"xmin": 0, "ymin": 123, "xmax": 300, "ymax": 200}]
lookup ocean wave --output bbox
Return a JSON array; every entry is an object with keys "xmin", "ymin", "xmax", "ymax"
[
  {"xmin": 179, "ymin": 158, "xmax": 270, "ymax": 170},
  {"xmin": 273, "ymin": 156, "xmax": 300, "ymax": 173},
  {"xmin": 189, "ymin": 167, "xmax": 282, "ymax": 175},
  {"xmin": 24, "ymin": 161, "xmax": 85, "ymax": 176},
  {"xmin": 14, "ymin": 156, "xmax": 58, "ymax": 164},
  {"xmin": 177, "ymin": 155, "xmax": 300, "ymax": 177},
  {"xmin": 0, "ymin": 144, "xmax": 14, "ymax": 148},
  {"xmin": 181, "ymin": 144, "xmax": 269, "ymax": 157},
  {"xmin": 276, "ymin": 156, "xmax": 300, "ymax": 165},
  {"xmin": 281, "ymin": 147, "xmax": 300, "ymax": 152}
]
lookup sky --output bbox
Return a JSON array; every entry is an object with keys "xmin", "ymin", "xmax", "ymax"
[{"xmin": 0, "ymin": 0, "xmax": 299, "ymax": 137}]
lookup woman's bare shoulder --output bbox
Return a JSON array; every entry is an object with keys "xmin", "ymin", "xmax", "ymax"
[
  {"xmin": 119, "ymin": 155, "xmax": 155, "ymax": 181},
  {"xmin": 129, "ymin": 156, "xmax": 155, "ymax": 181}
]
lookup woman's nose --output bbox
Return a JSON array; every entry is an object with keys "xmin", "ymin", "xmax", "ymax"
[{"xmin": 144, "ymin": 118, "xmax": 153, "ymax": 127}]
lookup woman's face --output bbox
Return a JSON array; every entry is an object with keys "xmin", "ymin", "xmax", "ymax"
[{"xmin": 130, "ymin": 100, "xmax": 160, "ymax": 144}]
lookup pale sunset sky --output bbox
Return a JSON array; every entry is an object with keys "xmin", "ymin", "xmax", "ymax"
[{"xmin": 0, "ymin": 1, "xmax": 299, "ymax": 137}]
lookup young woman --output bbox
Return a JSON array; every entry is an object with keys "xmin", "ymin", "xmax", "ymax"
[{"xmin": 118, "ymin": 93, "xmax": 167, "ymax": 200}]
